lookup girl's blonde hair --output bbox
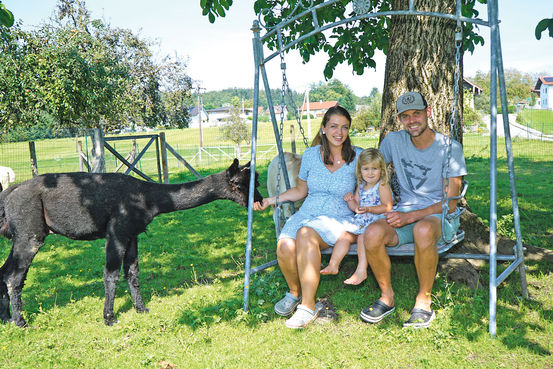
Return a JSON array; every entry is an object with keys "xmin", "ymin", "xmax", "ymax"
[{"xmin": 356, "ymin": 148, "xmax": 389, "ymax": 185}]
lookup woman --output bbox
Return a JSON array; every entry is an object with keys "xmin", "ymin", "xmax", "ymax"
[{"xmin": 254, "ymin": 105, "xmax": 361, "ymax": 329}]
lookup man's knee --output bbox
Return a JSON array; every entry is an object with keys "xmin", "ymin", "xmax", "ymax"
[
  {"xmin": 413, "ymin": 218, "xmax": 441, "ymax": 250},
  {"xmin": 364, "ymin": 221, "xmax": 391, "ymax": 253}
]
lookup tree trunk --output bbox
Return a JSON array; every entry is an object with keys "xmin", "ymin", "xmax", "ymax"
[
  {"xmin": 380, "ymin": 0, "xmax": 545, "ymax": 287},
  {"xmin": 91, "ymin": 127, "xmax": 106, "ymax": 173},
  {"xmin": 381, "ymin": 0, "xmax": 463, "ymax": 144}
]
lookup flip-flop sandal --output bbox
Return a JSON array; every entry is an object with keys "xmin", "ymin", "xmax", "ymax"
[
  {"xmin": 403, "ymin": 308, "xmax": 435, "ymax": 328},
  {"xmin": 360, "ymin": 300, "xmax": 395, "ymax": 323}
]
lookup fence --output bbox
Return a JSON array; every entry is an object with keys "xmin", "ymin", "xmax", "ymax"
[{"xmin": 0, "ymin": 121, "xmax": 552, "ymax": 187}]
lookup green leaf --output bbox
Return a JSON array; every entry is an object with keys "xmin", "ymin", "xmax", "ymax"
[
  {"xmin": 208, "ymin": 12, "xmax": 216, "ymax": 23},
  {"xmin": 0, "ymin": 5, "xmax": 14, "ymax": 27},
  {"xmin": 535, "ymin": 18, "xmax": 553, "ymax": 40}
]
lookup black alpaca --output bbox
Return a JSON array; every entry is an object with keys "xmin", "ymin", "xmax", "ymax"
[{"xmin": 0, "ymin": 159, "xmax": 262, "ymax": 327}]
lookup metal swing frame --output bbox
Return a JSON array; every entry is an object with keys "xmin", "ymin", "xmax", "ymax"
[{"xmin": 243, "ymin": 0, "xmax": 528, "ymax": 336}]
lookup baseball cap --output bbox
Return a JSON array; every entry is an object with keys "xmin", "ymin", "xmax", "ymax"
[{"xmin": 396, "ymin": 91, "xmax": 427, "ymax": 115}]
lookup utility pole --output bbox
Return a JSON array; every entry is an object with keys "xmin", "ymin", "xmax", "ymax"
[
  {"xmin": 195, "ymin": 82, "xmax": 206, "ymax": 161},
  {"xmin": 304, "ymin": 89, "xmax": 311, "ymax": 140}
]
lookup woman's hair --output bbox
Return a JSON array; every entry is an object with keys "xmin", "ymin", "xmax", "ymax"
[
  {"xmin": 310, "ymin": 105, "xmax": 356, "ymax": 165},
  {"xmin": 355, "ymin": 148, "xmax": 389, "ymax": 185}
]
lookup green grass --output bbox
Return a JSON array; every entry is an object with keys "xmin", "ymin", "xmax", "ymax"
[
  {"xmin": 516, "ymin": 109, "xmax": 553, "ymax": 135},
  {"xmin": 1, "ymin": 147, "xmax": 553, "ymax": 368}
]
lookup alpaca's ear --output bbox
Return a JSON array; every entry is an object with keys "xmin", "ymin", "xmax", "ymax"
[{"xmin": 228, "ymin": 159, "xmax": 240, "ymax": 175}]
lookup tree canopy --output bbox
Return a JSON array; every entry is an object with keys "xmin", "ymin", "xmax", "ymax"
[
  {"xmin": 201, "ymin": 0, "xmax": 486, "ymax": 81},
  {"xmin": 0, "ymin": 0, "xmax": 193, "ymax": 138}
]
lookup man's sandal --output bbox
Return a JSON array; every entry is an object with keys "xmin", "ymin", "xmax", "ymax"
[
  {"xmin": 403, "ymin": 308, "xmax": 435, "ymax": 328},
  {"xmin": 360, "ymin": 300, "xmax": 395, "ymax": 323}
]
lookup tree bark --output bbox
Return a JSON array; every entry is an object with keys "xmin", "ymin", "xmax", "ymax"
[
  {"xmin": 381, "ymin": 0, "xmax": 463, "ymax": 144},
  {"xmin": 380, "ymin": 0, "xmax": 545, "ymax": 288}
]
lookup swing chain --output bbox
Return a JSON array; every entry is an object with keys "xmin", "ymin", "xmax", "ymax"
[{"xmin": 441, "ymin": 24, "xmax": 463, "ymax": 242}]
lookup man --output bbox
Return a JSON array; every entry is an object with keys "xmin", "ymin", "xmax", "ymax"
[{"xmin": 360, "ymin": 91, "xmax": 467, "ymax": 328}]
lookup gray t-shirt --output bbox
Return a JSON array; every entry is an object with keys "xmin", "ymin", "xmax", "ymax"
[{"xmin": 380, "ymin": 130, "xmax": 467, "ymax": 211}]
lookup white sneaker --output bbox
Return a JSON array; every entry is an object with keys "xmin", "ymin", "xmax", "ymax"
[{"xmin": 284, "ymin": 304, "xmax": 320, "ymax": 329}]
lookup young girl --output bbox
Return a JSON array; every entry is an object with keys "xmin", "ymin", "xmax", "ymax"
[{"xmin": 320, "ymin": 148, "xmax": 394, "ymax": 285}]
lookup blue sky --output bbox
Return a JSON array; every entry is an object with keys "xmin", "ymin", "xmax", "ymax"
[{"xmin": 5, "ymin": 1, "xmax": 553, "ymax": 96}]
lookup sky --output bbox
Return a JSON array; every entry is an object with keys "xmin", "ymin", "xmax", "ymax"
[{"xmin": 4, "ymin": 0, "xmax": 553, "ymax": 96}]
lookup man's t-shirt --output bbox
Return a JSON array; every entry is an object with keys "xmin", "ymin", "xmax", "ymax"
[{"xmin": 379, "ymin": 130, "xmax": 467, "ymax": 211}]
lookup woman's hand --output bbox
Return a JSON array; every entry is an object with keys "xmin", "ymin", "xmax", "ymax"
[
  {"xmin": 344, "ymin": 192, "xmax": 355, "ymax": 202},
  {"xmin": 253, "ymin": 197, "xmax": 273, "ymax": 211}
]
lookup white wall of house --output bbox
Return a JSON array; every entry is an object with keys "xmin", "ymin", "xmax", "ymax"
[{"xmin": 540, "ymin": 84, "xmax": 553, "ymax": 110}]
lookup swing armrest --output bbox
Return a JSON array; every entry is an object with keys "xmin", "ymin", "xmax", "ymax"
[{"xmin": 446, "ymin": 180, "xmax": 468, "ymax": 202}]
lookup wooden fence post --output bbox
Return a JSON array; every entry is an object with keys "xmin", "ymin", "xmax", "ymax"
[
  {"xmin": 290, "ymin": 124, "xmax": 296, "ymax": 154},
  {"xmin": 159, "ymin": 132, "xmax": 169, "ymax": 184},
  {"xmin": 76, "ymin": 140, "xmax": 91, "ymax": 172},
  {"xmin": 91, "ymin": 128, "xmax": 105, "ymax": 173},
  {"xmin": 28, "ymin": 141, "xmax": 38, "ymax": 177}
]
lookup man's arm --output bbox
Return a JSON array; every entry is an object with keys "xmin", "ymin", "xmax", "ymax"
[{"xmin": 385, "ymin": 176, "xmax": 463, "ymax": 228}]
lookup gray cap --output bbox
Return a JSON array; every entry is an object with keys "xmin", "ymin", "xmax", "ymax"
[{"xmin": 396, "ymin": 91, "xmax": 427, "ymax": 115}]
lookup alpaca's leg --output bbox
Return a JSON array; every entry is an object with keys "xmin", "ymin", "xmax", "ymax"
[
  {"xmin": 0, "ymin": 270, "xmax": 10, "ymax": 322},
  {"xmin": 103, "ymin": 234, "xmax": 125, "ymax": 326},
  {"xmin": 4, "ymin": 236, "xmax": 44, "ymax": 327},
  {"xmin": 123, "ymin": 237, "xmax": 148, "ymax": 314}
]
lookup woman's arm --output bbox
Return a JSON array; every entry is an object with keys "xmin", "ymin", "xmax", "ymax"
[{"xmin": 253, "ymin": 178, "xmax": 309, "ymax": 211}]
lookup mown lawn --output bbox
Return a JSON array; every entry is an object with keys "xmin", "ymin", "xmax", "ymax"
[
  {"xmin": 1, "ymin": 144, "xmax": 553, "ymax": 368},
  {"xmin": 516, "ymin": 108, "xmax": 553, "ymax": 135}
]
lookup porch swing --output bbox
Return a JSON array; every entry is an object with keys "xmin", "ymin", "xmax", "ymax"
[{"xmin": 242, "ymin": 0, "xmax": 528, "ymax": 336}]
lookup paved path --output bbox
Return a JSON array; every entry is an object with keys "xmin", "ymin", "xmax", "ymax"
[{"xmin": 483, "ymin": 113, "xmax": 553, "ymax": 142}]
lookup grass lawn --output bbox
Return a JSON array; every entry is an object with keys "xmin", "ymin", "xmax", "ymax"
[
  {"xmin": 516, "ymin": 109, "xmax": 553, "ymax": 135},
  {"xmin": 1, "ymin": 141, "xmax": 553, "ymax": 368}
]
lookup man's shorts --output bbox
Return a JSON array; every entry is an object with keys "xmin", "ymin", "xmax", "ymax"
[{"xmin": 393, "ymin": 211, "xmax": 460, "ymax": 247}]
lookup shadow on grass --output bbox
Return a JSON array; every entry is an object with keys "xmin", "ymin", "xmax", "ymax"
[
  {"xmin": 465, "ymin": 156, "xmax": 553, "ymax": 249},
  {"xmin": 0, "ymin": 165, "xmax": 275, "ymax": 326}
]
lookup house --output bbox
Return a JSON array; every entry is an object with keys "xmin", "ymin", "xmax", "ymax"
[
  {"xmin": 207, "ymin": 106, "xmax": 233, "ymax": 123},
  {"xmin": 243, "ymin": 106, "xmax": 265, "ymax": 118},
  {"xmin": 533, "ymin": 76, "xmax": 553, "ymax": 110},
  {"xmin": 299, "ymin": 100, "xmax": 338, "ymax": 117},
  {"xmin": 188, "ymin": 106, "xmax": 209, "ymax": 128},
  {"xmin": 463, "ymin": 78, "xmax": 483, "ymax": 109}
]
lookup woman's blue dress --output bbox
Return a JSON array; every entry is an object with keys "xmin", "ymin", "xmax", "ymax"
[{"xmin": 278, "ymin": 145, "xmax": 362, "ymax": 246}]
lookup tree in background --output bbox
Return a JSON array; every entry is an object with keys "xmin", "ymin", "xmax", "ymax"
[
  {"xmin": 352, "ymin": 90, "xmax": 382, "ymax": 132},
  {"xmin": 470, "ymin": 68, "xmax": 538, "ymax": 113},
  {"xmin": 219, "ymin": 97, "xmax": 251, "ymax": 157},
  {"xmin": 159, "ymin": 54, "xmax": 194, "ymax": 129},
  {"xmin": 308, "ymin": 79, "xmax": 357, "ymax": 112},
  {"xmin": 0, "ymin": 0, "xmax": 192, "ymax": 140}
]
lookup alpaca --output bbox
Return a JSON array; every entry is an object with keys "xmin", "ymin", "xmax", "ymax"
[
  {"xmin": 266, "ymin": 152, "xmax": 302, "ymax": 231},
  {"xmin": 0, "ymin": 166, "xmax": 15, "ymax": 191},
  {"xmin": 0, "ymin": 159, "xmax": 262, "ymax": 327}
]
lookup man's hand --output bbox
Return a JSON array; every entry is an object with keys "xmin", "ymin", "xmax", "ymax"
[{"xmin": 385, "ymin": 211, "xmax": 410, "ymax": 228}]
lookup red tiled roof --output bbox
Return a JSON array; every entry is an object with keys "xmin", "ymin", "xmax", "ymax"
[
  {"xmin": 534, "ymin": 76, "xmax": 553, "ymax": 92},
  {"xmin": 300, "ymin": 100, "xmax": 338, "ymax": 111}
]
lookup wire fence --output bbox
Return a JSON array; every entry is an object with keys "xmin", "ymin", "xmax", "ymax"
[{"xmin": 0, "ymin": 122, "xmax": 552, "ymax": 187}]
